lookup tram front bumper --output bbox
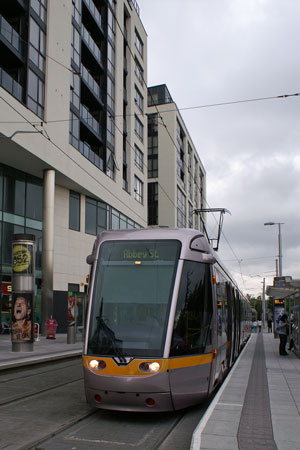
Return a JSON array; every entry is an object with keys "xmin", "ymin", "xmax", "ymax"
[{"xmin": 85, "ymin": 386, "xmax": 173, "ymax": 412}]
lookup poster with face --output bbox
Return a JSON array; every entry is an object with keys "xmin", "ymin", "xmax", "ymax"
[{"xmin": 11, "ymin": 293, "xmax": 33, "ymax": 342}]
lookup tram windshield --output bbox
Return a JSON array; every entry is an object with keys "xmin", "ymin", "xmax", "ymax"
[{"xmin": 87, "ymin": 239, "xmax": 181, "ymax": 357}]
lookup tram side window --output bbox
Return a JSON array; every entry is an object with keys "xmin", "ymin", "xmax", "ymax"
[{"xmin": 170, "ymin": 261, "xmax": 213, "ymax": 356}]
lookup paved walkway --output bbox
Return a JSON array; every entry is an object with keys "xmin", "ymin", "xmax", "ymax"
[
  {"xmin": 0, "ymin": 333, "xmax": 83, "ymax": 370},
  {"xmin": 191, "ymin": 331, "xmax": 300, "ymax": 450}
]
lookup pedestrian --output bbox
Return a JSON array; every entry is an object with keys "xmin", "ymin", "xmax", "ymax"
[
  {"xmin": 258, "ymin": 319, "xmax": 262, "ymax": 333},
  {"xmin": 278, "ymin": 313, "xmax": 289, "ymax": 356},
  {"xmin": 288, "ymin": 314, "xmax": 294, "ymax": 351},
  {"xmin": 267, "ymin": 318, "xmax": 272, "ymax": 333},
  {"xmin": 252, "ymin": 320, "xmax": 257, "ymax": 333}
]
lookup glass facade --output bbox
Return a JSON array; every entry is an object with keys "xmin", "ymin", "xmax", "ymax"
[
  {"xmin": 69, "ymin": 0, "xmax": 119, "ymax": 181},
  {"xmin": 85, "ymin": 196, "xmax": 140, "ymax": 235},
  {"xmin": 0, "ymin": 164, "xmax": 43, "ymax": 325},
  {"xmin": 0, "ymin": 1, "xmax": 47, "ymax": 118},
  {"xmin": 148, "ymin": 113, "xmax": 158, "ymax": 178}
]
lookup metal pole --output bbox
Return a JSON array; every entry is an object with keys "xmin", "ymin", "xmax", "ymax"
[
  {"xmin": 41, "ymin": 169, "xmax": 55, "ymax": 336},
  {"xmin": 262, "ymin": 277, "xmax": 266, "ymax": 330},
  {"xmin": 278, "ymin": 223, "xmax": 282, "ymax": 276}
]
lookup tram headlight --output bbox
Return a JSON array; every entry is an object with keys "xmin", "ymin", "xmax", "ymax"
[
  {"xmin": 88, "ymin": 359, "xmax": 106, "ymax": 370},
  {"xmin": 139, "ymin": 362, "xmax": 160, "ymax": 373}
]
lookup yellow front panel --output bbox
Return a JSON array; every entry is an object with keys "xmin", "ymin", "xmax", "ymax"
[{"xmin": 83, "ymin": 353, "xmax": 213, "ymax": 376}]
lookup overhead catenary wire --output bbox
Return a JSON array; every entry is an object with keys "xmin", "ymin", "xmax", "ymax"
[
  {"xmin": 1, "ymin": 11, "xmax": 295, "ymax": 287},
  {"xmin": 0, "ymin": 95, "xmax": 148, "ymax": 226}
]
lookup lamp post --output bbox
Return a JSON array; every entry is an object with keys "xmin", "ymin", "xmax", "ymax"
[{"xmin": 264, "ymin": 222, "xmax": 284, "ymax": 276}]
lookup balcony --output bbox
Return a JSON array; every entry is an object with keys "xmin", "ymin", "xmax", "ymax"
[
  {"xmin": 0, "ymin": 67, "xmax": 23, "ymax": 101},
  {"xmin": 79, "ymin": 140, "xmax": 105, "ymax": 171},
  {"xmin": 82, "ymin": 0, "xmax": 104, "ymax": 34},
  {"xmin": 81, "ymin": 64, "xmax": 104, "ymax": 104},
  {"xmin": 80, "ymin": 104, "xmax": 103, "ymax": 140},
  {"xmin": 0, "ymin": 15, "xmax": 23, "ymax": 56},
  {"xmin": 81, "ymin": 25, "xmax": 104, "ymax": 69}
]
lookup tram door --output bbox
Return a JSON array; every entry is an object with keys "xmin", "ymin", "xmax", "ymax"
[{"xmin": 213, "ymin": 269, "xmax": 228, "ymax": 383}]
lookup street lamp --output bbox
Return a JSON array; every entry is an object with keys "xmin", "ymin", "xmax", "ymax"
[{"xmin": 264, "ymin": 222, "xmax": 284, "ymax": 276}]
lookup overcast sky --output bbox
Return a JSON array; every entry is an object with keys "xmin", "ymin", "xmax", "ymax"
[{"xmin": 138, "ymin": 0, "xmax": 300, "ymax": 297}]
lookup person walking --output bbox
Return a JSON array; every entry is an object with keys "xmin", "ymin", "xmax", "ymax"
[{"xmin": 278, "ymin": 314, "xmax": 289, "ymax": 356}]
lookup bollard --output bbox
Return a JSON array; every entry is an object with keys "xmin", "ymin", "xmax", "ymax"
[{"xmin": 67, "ymin": 325, "xmax": 76, "ymax": 344}]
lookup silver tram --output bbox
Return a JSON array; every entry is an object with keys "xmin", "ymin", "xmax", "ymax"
[{"xmin": 83, "ymin": 228, "xmax": 251, "ymax": 412}]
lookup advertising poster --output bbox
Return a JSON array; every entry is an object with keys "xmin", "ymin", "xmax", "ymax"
[
  {"xmin": 11, "ymin": 293, "xmax": 33, "ymax": 342},
  {"xmin": 274, "ymin": 307, "xmax": 285, "ymax": 334},
  {"xmin": 12, "ymin": 243, "xmax": 33, "ymax": 275},
  {"xmin": 68, "ymin": 292, "xmax": 75, "ymax": 325}
]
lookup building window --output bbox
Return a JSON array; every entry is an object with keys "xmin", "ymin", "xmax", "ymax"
[
  {"xmin": 72, "ymin": 0, "xmax": 81, "ymax": 26},
  {"xmin": 188, "ymin": 203, "xmax": 193, "ymax": 228},
  {"xmin": 31, "ymin": 0, "xmax": 47, "ymax": 23},
  {"xmin": 26, "ymin": 182, "xmax": 43, "ymax": 221},
  {"xmin": 27, "ymin": 69, "xmax": 44, "ymax": 118},
  {"xmin": 135, "ymin": 29, "xmax": 143, "ymax": 58},
  {"xmin": 176, "ymin": 121, "xmax": 185, "ymax": 189},
  {"xmin": 69, "ymin": 110, "xmax": 79, "ymax": 149},
  {"xmin": 135, "ymin": 58, "xmax": 143, "ymax": 85},
  {"xmin": 85, "ymin": 197, "xmax": 107, "ymax": 235},
  {"xmin": 107, "ymin": 42, "xmax": 115, "ymax": 78},
  {"xmin": 134, "ymin": 85, "xmax": 144, "ymax": 113},
  {"xmin": 134, "ymin": 145, "xmax": 143, "ymax": 172},
  {"xmin": 134, "ymin": 115, "xmax": 143, "ymax": 142},
  {"xmin": 71, "ymin": 25, "xmax": 80, "ymax": 68},
  {"xmin": 148, "ymin": 182, "xmax": 158, "ymax": 226},
  {"xmin": 70, "ymin": 72, "xmax": 80, "ymax": 110},
  {"xmin": 177, "ymin": 187, "xmax": 186, "ymax": 228},
  {"xmin": 148, "ymin": 114, "xmax": 158, "ymax": 178},
  {"xmin": 29, "ymin": 18, "xmax": 46, "ymax": 72},
  {"xmin": 69, "ymin": 191, "xmax": 80, "ymax": 231},
  {"xmin": 134, "ymin": 176, "xmax": 143, "ymax": 204}
]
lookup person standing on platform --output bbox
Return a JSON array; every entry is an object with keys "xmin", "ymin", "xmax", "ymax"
[
  {"xmin": 258, "ymin": 319, "xmax": 262, "ymax": 333},
  {"xmin": 252, "ymin": 320, "xmax": 257, "ymax": 333},
  {"xmin": 267, "ymin": 318, "xmax": 273, "ymax": 333},
  {"xmin": 278, "ymin": 314, "xmax": 289, "ymax": 356}
]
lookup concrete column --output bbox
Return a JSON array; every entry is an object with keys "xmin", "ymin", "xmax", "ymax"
[{"xmin": 41, "ymin": 169, "xmax": 55, "ymax": 335}]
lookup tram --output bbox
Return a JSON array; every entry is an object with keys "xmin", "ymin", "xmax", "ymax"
[{"xmin": 83, "ymin": 228, "xmax": 251, "ymax": 412}]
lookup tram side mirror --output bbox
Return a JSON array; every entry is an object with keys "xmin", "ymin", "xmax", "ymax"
[{"xmin": 86, "ymin": 254, "xmax": 94, "ymax": 265}]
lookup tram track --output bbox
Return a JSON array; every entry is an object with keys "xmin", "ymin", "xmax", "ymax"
[{"xmin": 0, "ymin": 357, "xmax": 208, "ymax": 450}]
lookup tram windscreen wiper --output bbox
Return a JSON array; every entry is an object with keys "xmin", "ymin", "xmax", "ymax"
[{"xmin": 90, "ymin": 300, "xmax": 126, "ymax": 362}]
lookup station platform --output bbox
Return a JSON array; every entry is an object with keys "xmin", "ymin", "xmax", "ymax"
[
  {"xmin": 191, "ymin": 331, "xmax": 300, "ymax": 450},
  {"xmin": 0, "ymin": 333, "xmax": 83, "ymax": 370}
]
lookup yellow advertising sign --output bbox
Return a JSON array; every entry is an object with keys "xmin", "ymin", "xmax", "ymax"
[{"xmin": 12, "ymin": 245, "xmax": 32, "ymax": 273}]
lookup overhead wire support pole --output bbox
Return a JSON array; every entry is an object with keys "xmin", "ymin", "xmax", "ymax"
[{"xmin": 193, "ymin": 208, "xmax": 231, "ymax": 251}]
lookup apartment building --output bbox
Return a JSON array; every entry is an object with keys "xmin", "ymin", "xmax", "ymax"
[
  {"xmin": 0, "ymin": 0, "xmax": 148, "ymax": 329},
  {"xmin": 147, "ymin": 84, "xmax": 206, "ymax": 230}
]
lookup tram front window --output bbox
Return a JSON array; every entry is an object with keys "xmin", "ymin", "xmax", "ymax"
[
  {"xmin": 87, "ymin": 240, "xmax": 181, "ymax": 357},
  {"xmin": 170, "ymin": 261, "xmax": 213, "ymax": 356}
]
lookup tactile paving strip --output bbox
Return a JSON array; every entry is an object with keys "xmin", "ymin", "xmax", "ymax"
[{"xmin": 238, "ymin": 333, "xmax": 278, "ymax": 450}]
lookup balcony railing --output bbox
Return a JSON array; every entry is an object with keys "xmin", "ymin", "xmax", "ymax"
[
  {"xmin": 0, "ymin": 67, "xmax": 23, "ymax": 102},
  {"xmin": 80, "ymin": 104, "xmax": 103, "ymax": 139},
  {"xmin": 0, "ymin": 15, "xmax": 23, "ymax": 55},
  {"xmin": 81, "ymin": 64, "xmax": 103, "ymax": 103},
  {"xmin": 82, "ymin": 0, "xmax": 104, "ymax": 33},
  {"xmin": 81, "ymin": 25, "xmax": 104, "ymax": 68},
  {"xmin": 79, "ymin": 141, "xmax": 105, "ymax": 171}
]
